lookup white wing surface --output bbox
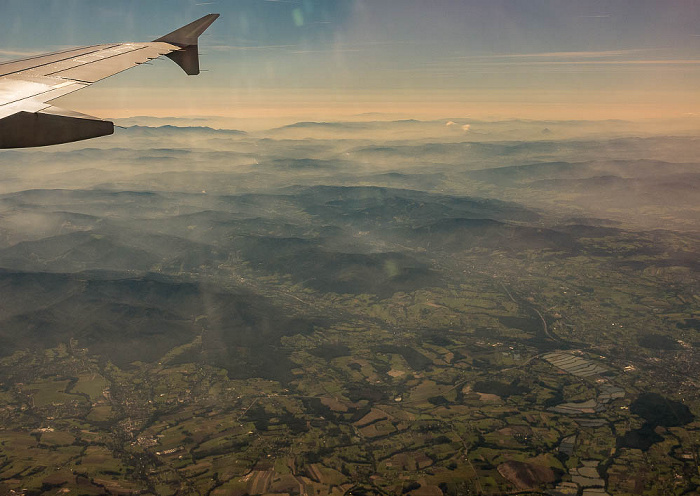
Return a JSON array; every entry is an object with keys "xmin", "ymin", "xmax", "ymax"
[{"xmin": 0, "ymin": 14, "xmax": 219, "ymax": 148}]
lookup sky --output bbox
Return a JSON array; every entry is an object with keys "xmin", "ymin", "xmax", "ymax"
[{"xmin": 1, "ymin": 0, "xmax": 700, "ymax": 122}]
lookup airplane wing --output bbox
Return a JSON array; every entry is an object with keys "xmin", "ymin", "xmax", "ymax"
[{"xmin": 0, "ymin": 14, "xmax": 219, "ymax": 149}]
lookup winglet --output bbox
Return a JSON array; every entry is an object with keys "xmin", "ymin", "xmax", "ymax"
[
  {"xmin": 155, "ymin": 13, "xmax": 220, "ymax": 46},
  {"xmin": 154, "ymin": 14, "xmax": 220, "ymax": 75}
]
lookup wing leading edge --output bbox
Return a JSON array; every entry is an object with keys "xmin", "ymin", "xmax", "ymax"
[{"xmin": 0, "ymin": 14, "xmax": 219, "ymax": 149}]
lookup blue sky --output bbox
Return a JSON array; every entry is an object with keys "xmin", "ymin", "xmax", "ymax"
[{"xmin": 2, "ymin": 0, "xmax": 699, "ymax": 120}]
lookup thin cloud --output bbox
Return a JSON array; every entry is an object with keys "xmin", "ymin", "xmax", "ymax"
[
  {"xmin": 426, "ymin": 59, "xmax": 700, "ymax": 72},
  {"xmin": 208, "ymin": 44, "xmax": 297, "ymax": 51},
  {"xmin": 340, "ymin": 40, "xmax": 433, "ymax": 47},
  {"xmin": 290, "ymin": 48, "xmax": 363, "ymax": 54},
  {"xmin": 509, "ymin": 59, "xmax": 700, "ymax": 65},
  {"xmin": 432, "ymin": 49, "xmax": 700, "ymax": 69},
  {"xmin": 457, "ymin": 49, "xmax": 646, "ymax": 60}
]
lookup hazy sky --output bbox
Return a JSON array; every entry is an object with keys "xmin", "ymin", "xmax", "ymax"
[{"xmin": 2, "ymin": 0, "xmax": 700, "ymax": 121}]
